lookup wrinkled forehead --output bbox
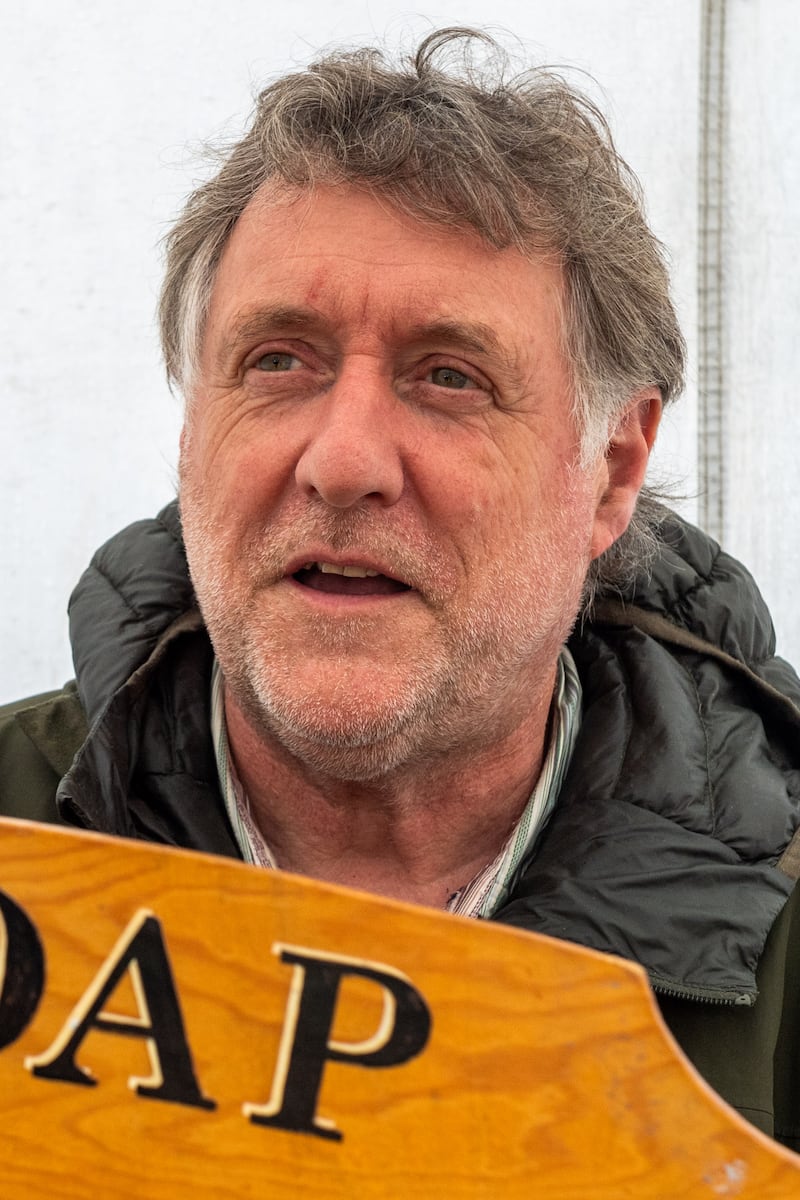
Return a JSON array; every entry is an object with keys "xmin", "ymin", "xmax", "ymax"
[
  {"xmin": 237, "ymin": 176, "xmax": 562, "ymax": 263},
  {"xmin": 206, "ymin": 181, "xmax": 568, "ymax": 348}
]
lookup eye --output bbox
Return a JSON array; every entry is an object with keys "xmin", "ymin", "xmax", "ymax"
[
  {"xmin": 428, "ymin": 365, "xmax": 479, "ymax": 390},
  {"xmin": 254, "ymin": 352, "xmax": 300, "ymax": 372}
]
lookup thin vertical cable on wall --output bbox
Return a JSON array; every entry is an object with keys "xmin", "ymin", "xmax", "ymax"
[{"xmin": 698, "ymin": 0, "xmax": 727, "ymax": 541}]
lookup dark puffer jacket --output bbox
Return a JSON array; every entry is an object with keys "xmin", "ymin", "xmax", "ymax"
[{"xmin": 2, "ymin": 501, "xmax": 800, "ymax": 1146}]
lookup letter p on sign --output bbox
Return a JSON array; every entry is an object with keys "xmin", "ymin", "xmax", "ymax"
[{"xmin": 244, "ymin": 943, "xmax": 432, "ymax": 1141}]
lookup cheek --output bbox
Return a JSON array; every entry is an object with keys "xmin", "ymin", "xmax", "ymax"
[
  {"xmin": 460, "ymin": 448, "xmax": 570, "ymax": 544},
  {"xmin": 497, "ymin": 456, "xmax": 599, "ymax": 579},
  {"xmin": 185, "ymin": 415, "xmax": 298, "ymax": 526},
  {"xmin": 418, "ymin": 428, "xmax": 520, "ymax": 525}
]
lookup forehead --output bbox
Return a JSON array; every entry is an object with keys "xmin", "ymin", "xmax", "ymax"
[{"xmin": 205, "ymin": 183, "xmax": 566, "ymax": 349}]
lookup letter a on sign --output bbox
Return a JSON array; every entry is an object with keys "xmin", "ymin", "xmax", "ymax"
[
  {"xmin": 25, "ymin": 908, "xmax": 215, "ymax": 1110},
  {"xmin": 244, "ymin": 943, "xmax": 431, "ymax": 1141}
]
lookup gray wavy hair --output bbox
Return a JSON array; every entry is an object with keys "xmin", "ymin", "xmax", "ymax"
[{"xmin": 161, "ymin": 27, "xmax": 686, "ymax": 602}]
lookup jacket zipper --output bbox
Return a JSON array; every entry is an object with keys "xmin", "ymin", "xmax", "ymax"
[{"xmin": 650, "ymin": 978, "xmax": 755, "ymax": 1007}]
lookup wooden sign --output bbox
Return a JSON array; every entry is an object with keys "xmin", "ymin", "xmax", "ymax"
[{"xmin": 0, "ymin": 816, "xmax": 797, "ymax": 1198}]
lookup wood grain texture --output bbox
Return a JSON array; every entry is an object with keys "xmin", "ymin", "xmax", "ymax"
[{"xmin": 0, "ymin": 817, "xmax": 797, "ymax": 1198}]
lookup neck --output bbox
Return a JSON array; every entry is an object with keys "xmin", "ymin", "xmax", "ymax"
[{"xmin": 223, "ymin": 679, "xmax": 555, "ymax": 907}]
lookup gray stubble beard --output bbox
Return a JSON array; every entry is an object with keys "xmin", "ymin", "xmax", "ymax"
[{"xmin": 180, "ymin": 469, "xmax": 592, "ymax": 785}]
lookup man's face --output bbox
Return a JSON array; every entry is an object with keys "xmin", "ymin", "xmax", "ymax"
[{"xmin": 180, "ymin": 185, "xmax": 613, "ymax": 780}]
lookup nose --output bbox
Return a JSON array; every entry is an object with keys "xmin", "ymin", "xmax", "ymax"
[{"xmin": 294, "ymin": 366, "xmax": 405, "ymax": 508}]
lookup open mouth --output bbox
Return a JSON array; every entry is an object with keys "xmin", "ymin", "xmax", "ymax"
[{"xmin": 292, "ymin": 562, "xmax": 411, "ymax": 597}]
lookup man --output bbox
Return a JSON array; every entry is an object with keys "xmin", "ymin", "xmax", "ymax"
[{"xmin": 2, "ymin": 28, "xmax": 800, "ymax": 1145}]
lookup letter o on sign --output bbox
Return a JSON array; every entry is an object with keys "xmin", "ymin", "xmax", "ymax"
[{"xmin": 0, "ymin": 890, "xmax": 45, "ymax": 1050}]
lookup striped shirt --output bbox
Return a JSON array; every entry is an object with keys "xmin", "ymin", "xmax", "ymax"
[{"xmin": 210, "ymin": 650, "xmax": 581, "ymax": 918}]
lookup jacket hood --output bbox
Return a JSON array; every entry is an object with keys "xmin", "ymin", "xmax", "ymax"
[
  {"xmin": 69, "ymin": 503, "xmax": 193, "ymax": 725},
  {"xmin": 497, "ymin": 517, "xmax": 800, "ymax": 1000}
]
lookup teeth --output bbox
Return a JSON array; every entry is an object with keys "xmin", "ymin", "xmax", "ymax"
[{"xmin": 316, "ymin": 562, "xmax": 379, "ymax": 578}]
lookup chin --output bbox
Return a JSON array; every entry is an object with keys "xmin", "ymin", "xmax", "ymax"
[
  {"xmin": 231, "ymin": 652, "xmax": 446, "ymax": 780},
  {"xmin": 246, "ymin": 688, "xmax": 431, "ymax": 782},
  {"xmin": 267, "ymin": 728, "xmax": 419, "ymax": 783}
]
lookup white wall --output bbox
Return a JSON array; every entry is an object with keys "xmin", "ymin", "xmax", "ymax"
[
  {"xmin": 4, "ymin": 0, "xmax": 790, "ymax": 705},
  {"xmin": 722, "ymin": 0, "xmax": 800, "ymax": 653}
]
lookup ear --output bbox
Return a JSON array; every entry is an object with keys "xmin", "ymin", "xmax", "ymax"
[{"xmin": 589, "ymin": 389, "xmax": 662, "ymax": 560}]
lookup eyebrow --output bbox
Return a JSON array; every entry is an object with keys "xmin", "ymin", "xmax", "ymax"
[
  {"xmin": 404, "ymin": 319, "xmax": 519, "ymax": 379},
  {"xmin": 216, "ymin": 305, "xmax": 324, "ymax": 365},
  {"xmin": 404, "ymin": 318, "xmax": 504, "ymax": 358},
  {"xmin": 215, "ymin": 306, "xmax": 514, "ymax": 372}
]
